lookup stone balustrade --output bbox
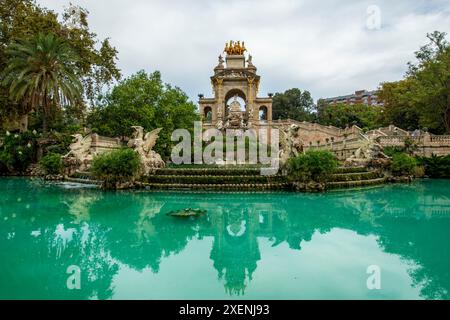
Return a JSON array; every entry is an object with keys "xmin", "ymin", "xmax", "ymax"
[{"xmin": 90, "ymin": 134, "xmax": 122, "ymax": 154}]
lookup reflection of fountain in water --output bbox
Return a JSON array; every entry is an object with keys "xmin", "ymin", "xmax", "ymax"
[{"xmin": 3, "ymin": 179, "xmax": 450, "ymax": 299}]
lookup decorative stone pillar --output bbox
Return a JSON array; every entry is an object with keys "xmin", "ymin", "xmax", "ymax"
[
  {"xmin": 216, "ymin": 78, "xmax": 224, "ymax": 121},
  {"xmin": 247, "ymin": 77, "xmax": 255, "ymax": 121}
]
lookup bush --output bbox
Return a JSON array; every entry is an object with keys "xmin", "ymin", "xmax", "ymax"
[
  {"xmin": 91, "ymin": 148, "xmax": 142, "ymax": 189},
  {"xmin": 44, "ymin": 132, "xmax": 75, "ymax": 155},
  {"xmin": 383, "ymin": 146, "xmax": 404, "ymax": 157},
  {"xmin": 418, "ymin": 154, "xmax": 450, "ymax": 178},
  {"xmin": 39, "ymin": 153, "xmax": 63, "ymax": 175},
  {"xmin": 288, "ymin": 150, "xmax": 338, "ymax": 182},
  {"xmin": 0, "ymin": 131, "xmax": 38, "ymax": 173},
  {"xmin": 390, "ymin": 153, "xmax": 417, "ymax": 176}
]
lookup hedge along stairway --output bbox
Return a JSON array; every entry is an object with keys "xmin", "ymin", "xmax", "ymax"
[{"xmin": 143, "ymin": 166, "xmax": 290, "ymax": 191}]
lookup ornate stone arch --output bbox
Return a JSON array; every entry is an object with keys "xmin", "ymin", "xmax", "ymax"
[{"xmin": 224, "ymin": 89, "xmax": 247, "ymax": 116}]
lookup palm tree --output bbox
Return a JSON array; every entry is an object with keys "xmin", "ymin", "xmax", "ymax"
[{"xmin": 1, "ymin": 33, "xmax": 82, "ymax": 132}]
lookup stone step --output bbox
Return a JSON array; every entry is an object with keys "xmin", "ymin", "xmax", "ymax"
[
  {"xmin": 147, "ymin": 175, "xmax": 285, "ymax": 184},
  {"xmin": 155, "ymin": 168, "xmax": 264, "ymax": 176},
  {"xmin": 333, "ymin": 167, "xmax": 369, "ymax": 174},
  {"xmin": 329, "ymin": 171, "xmax": 382, "ymax": 182},
  {"xmin": 142, "ymin": 182, "xmax": 291, "ymax": 191},
  {"xmin": 326, "ymin": 177, "xmax": 387, "ymax": 189},
  {"xmin": 65, "ymin": 177, "xmax": 101, "ymax": 185}
]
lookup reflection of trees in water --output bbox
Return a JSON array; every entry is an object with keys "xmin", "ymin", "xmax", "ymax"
[
  {"xmin": 0, "ymin": 179, "xmax": 117, "ymax": 299},
  {"xmin": 329, "ymin": 182, "xmax": 450, "ymax": 299},
  {"xmin": 1, "ymin": 179, "xmax": 450, "ymax": 299},
  {"xmin": 377, "ymin": 218, "xmax": 450, "ymax": 299}
]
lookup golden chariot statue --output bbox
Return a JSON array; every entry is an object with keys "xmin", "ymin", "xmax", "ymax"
[{"xmin": 224, "ymin": 40, "xmax": 247, "ymax": 55}]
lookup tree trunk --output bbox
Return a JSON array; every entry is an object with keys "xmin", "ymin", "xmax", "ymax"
[
  {"xmin": 444, "ymin": 108, "xmax": 450, "ymax": 134},
  {"xmin": 42, "ymin": 113, "xmax": 48, "ymax": 133},
  {"xmin": 42, "ymin": 94, "xmax": 49, "ymax": 134}
]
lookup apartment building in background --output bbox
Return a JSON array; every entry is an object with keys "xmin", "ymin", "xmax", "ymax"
[{"xmin": 321, "ymin": 89, "xmax": 384, "ymax": 106}]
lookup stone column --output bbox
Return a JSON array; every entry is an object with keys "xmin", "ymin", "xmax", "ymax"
[
  {"xmin": 215, "ymin": 78, "xmax": 224, "ymax": 121},
  {"xmin": 247, "ymin": 77, "xmax": 255, "ymax": 121}
]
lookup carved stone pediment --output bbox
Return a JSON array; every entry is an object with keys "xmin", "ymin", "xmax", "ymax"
[{"xmin": 212, "ymin": 69, "xmax": 260, "ymax": 81}]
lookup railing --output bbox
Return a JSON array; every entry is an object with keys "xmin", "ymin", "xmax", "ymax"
[{"xmin": 430, "ymin": 135, "xmax": 450, "ymax": 142}]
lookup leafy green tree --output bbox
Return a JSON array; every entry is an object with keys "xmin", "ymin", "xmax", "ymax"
[
  {"xmin": 408, "ymin": 31, "xmax": 450, "ymax": 133},
  {"xmin": 379, "ymin": 31, "xmax": 450, "ymax": 134},
  {"xmin": 0, "ymin": 0, "xmax": 120, "ymax": 131},
  {"xmin": 317, "ymin": 102, "xmax": 383, "ymax": 130},
  {"xmin": 87, "ymin": 70, "xmax": 199, "ymax": 159},
  {"xmin": 378, "ymin": 79, "xmax": 421, "ymax": 131},
  {"xmin": 2, "ymin": 33, "xmax": 82, "ymax": 132},
  {"xmin": 272, "ymin": 88, "xmax": 315, "ymax": 121}
]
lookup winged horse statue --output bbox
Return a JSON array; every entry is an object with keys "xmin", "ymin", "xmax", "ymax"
[
  {"xmin": 63, "ymin": 133, "xmax": 94, "ymax": 171},
  {"xmin": 127, "ymin": 126, "xmax": 165, "ymax": 174}
]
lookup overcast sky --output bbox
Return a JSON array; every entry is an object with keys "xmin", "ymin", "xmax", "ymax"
[{"xmin": 36, "ymin": 0, "xmax": 450, "ymax": 103}]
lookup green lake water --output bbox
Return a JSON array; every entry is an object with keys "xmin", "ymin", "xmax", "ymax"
[{"xmin": 0, "ymin": 178, "xmax": 449, "ymax": 300}]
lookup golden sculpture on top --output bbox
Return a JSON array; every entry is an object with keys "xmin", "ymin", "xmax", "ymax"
[{"xmin": 224, "ymin": 40, "xmax": 247, "ymax": 55}]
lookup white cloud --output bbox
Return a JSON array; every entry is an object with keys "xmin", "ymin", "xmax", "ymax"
[{"xmin": 36, "ymin": 0, "xmax": 450, "ymax": 102}]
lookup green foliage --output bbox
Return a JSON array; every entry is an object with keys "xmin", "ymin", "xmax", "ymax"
[
  {"xmin": 87, "ymin": 70, "xmax": 199, "ymax": 159},
  {"xmin": 418, "ymin": 155, "xmax": 450, "ymax": 178},
  {"xmin": 390, "ymin": 153, "xmax": 417, "ymax": 176},
  {"xmin": 2, "ymin": 33, "xmax": 83, "ymax": 132},
  {"xmin": 44, "ymin": 131, "xmax": 77, "ymax": 155},
  {"xmin": 379, "ymin": 31, "xmax": 450, "ymax": 134},
  {"xmin": 0, "ymin": 131, "xmax": 38, "ymax": 172},
  {"xmin": 39, "ymin": 152, "xmax": 62, "ymax": 174},
  {"xmin": 317, "ymin": 102, "xmax": 383, "ymax": 130},
  {"xmin": 0, "ymin": 0, "xmax": 120, "ymax": 131},
  {"xmin": 91, "ymin": 148, "xmax": 142, "ymax": 188},
  {"xmin": 383, "ymin": 137, "xmax": 418, "ymax": 157},
  {"xmin": 272, "ymin": 88, "xmax": 315, "ymax": 121},
  {"xmin": 378, "ymin": 79, "xmax": 421, "ymax": 131},
  {"xmin": 383, "ymin": 146, "xmax": 406, "ymax": 157},
  {"xmin": 288, "ymin": 150, "xmax": 338, "ymax": 182}
]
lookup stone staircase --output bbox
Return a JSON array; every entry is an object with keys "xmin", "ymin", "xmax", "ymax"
[
  {"xmin": 65, "ymin": 166, "xmax": 386, "ymax": 191},
  {"xmin": 65, "ymin": 171, "xmax": 100, "ymax": 185},
  {"xmin": 326, "ymin": 167, "xmax": 386, "ymax": 189},
  {"xmin": 143, "ymin": 166, "xmax": 290, "ymax": 191}
]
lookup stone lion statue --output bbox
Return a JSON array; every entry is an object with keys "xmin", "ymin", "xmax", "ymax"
[{"xmin": 127, "ymin": 126, "xmax": 165, "ymax": 175}]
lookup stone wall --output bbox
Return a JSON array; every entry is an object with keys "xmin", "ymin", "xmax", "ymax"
[
  {"xmin": 304, "ymin": 137, "xmax": 367, "ymax": 161},
  {"xmin": 378, "ymin": 133, "xmax": 450, "ymax": 157},
  {"xmin": 275, "ymin": 121, "xmax": 450, "ymax": 160},
  {"xmin": 274, "ymin": 119, "xmax": 363, "ymax": 145},
  {"xmin": 90, "ymin": 134, "xmax": 122, "ymax": 154}
]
